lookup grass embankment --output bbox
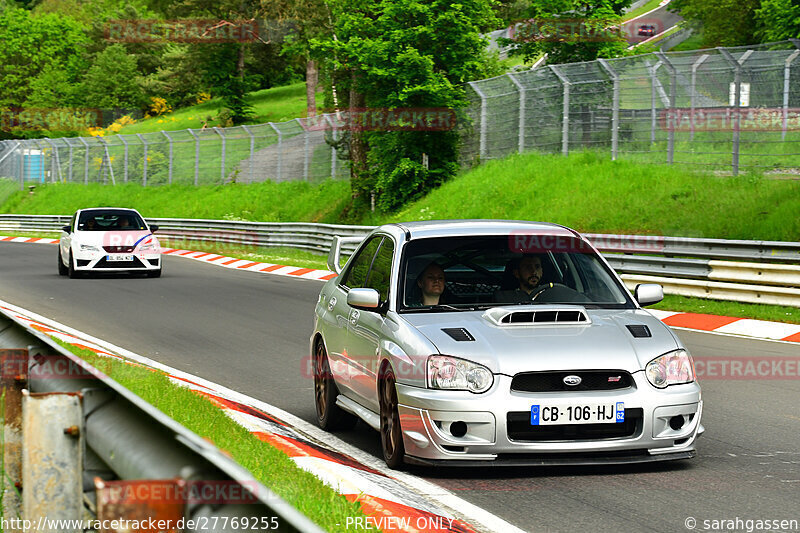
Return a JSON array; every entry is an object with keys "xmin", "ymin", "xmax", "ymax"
[
  {"xmin": 623, "ymin": 0, "xmax": 665, "ymax": 21},
  {"xmin": 57, "ymin": 343, "xmax": 370, "ymax": 532},
  {"xmin": 110, "ymin": 82, "xmax": 317, "ymax": 135}
]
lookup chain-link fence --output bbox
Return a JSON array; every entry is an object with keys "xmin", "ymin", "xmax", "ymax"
[
  {"xmin": 0, "ymin": 117, "xmax": 350, "ymax": 188},
  {"xmin": 1, "ymin": 40, "xmax": 799, "ymax": 190},
  {"xmin": 463, "ymin": 40, "xmax": 800, "ymax": 173}
]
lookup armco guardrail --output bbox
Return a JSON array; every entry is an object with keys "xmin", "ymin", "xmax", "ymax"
[
  {"xmin": 0, "ymin": 305, "xmax": 323, "ymax": 532},
  {"xmin": 1, "ymin": 215, "xmax": 798, "ymax": 306}
]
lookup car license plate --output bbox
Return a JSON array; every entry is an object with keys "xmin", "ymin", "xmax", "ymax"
[
  {"xmin": 531, "ymin": 402, "xmax": 625, "ymax": 425},
  {"xmin": 107, "ymin": 254, "xmax": 133, "ymax": 262}
]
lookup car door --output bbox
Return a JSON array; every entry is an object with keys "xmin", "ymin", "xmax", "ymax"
[
  {"xmin": 346, "ymin": 237, "xmax": 395, "ymax": 410},
  {"xmin": 322, "ymin": 236, "xmax": 383, "ymax": 400}
]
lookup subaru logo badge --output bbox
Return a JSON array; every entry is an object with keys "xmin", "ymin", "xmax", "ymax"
[{"xmin": 563, "ymin": 375, "xmax": 582, "ymax": 386}]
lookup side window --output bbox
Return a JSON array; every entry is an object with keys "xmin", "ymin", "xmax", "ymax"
[
  {"xmin": 71, "ymin": 214, "xmax": 77, "ymax": 231},
  {"xmin": 340, "ymin": 237, "xmax": 382, "ymax": 289},
  {"xmin": 365, "ymin": 239, "xmax": 394, "ymax": 302}
]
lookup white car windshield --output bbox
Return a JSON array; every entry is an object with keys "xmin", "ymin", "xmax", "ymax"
[
  {"xmin": 78, "ymin": 211, "xmax": 147, "ymax": 231},
  {"xmin": 400, "ymin": 235, "xmax": 633, "ymax": 310}
]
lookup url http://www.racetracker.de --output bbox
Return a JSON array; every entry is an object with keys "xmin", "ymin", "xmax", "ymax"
[
  {"xmin": 685, "ymin": 517, "xmax": 800, "ymax": 532},
  {"xmin": 0, "ymin": 516, "xmax": 281, "ymax": 532}
]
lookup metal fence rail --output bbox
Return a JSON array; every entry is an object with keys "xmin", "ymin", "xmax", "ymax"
[
  {"xmin": 0, "ymin": 305, "xmax": 322, "ymax": 532},
  {"xmin": 1, "ymin": 215, "xmax": 798, "ymax": 306},
  {"xmin": 1, "ymin": 41, "xmax": 798, "ymax": 188}
]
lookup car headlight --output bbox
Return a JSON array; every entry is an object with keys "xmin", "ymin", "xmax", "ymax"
[
  {"xmin": 427, "ymin": 355, "xmax": 493, "ymax": 393},
  {"xmin": 79, "ymin": 244, "xmax": 100, "ymax": 252},
  {"xmin": 138, "ymin": 243, "xmax": 156, "ymax": 251},
  {"xmin": 646, "ymin": 349, "xmax": 695, "ymax": 388}
]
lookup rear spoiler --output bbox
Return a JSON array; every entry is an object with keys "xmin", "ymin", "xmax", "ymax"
[{"xmin": 327, "ymin": 236, "xmax": 365, "ymax": 275}]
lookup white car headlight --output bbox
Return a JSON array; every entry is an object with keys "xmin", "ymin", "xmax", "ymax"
[
  {"xmin": 427, "ymin": 355, "xmax": 493, "ymax": 393},
  {"xmin": 80, "ymin": 244, "xmax": 100, "ymax": 252},
  {"xmin": 646, "ymin": 349, "xmax": 695, "ymax": 388},
  {"xmin": 138, "ymin": 243, "xmax": 156, "ymax": 251}
]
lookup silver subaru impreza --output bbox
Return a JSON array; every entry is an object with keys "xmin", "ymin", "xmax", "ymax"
[{"xmin": 311, "ymin": 220, "xmax": 703, "ymax": 468}]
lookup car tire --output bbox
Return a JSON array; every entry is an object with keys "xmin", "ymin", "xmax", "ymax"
[
  {"xmin": 67, "ymin": 250, "xmax": 80, "ymax": 279},
  {"xmin": 379, "ymin": 366, "xmax": 406, "ymax": 469},
  {"xmin": 313, "ymin": 340, "xmax": 356, "ymax": 431},
  {"xmin": 57, "ymin": 248, "xmax": 68, "ymax": 276}
]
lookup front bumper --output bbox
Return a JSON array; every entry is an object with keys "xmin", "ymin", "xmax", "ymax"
[
  {"xmin": 72, "ymin": 249, "xmax": 161, "ymax": 271},
  {"xmin": 396, "ymin": 373, "xmax": 702, "ymax": 464}
]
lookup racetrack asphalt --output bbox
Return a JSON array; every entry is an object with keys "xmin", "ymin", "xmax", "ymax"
[{"xmin": 2, "ymin": 242, "xmax": 798, "ymax": 532}]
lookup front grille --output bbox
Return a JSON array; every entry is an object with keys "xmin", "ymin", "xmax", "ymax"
[
  {"xmin": 511, "ymin": 370, "xmax": 634, "ymax": 392},
  {"xmin": 507, "ymin": 408, "xmax": 643, "ymax": 441},
  {"xmin": 103, "ymin": 245, "xmax": 135, "ymax": 253},
  {"xmin": 94, "ymin": 256, "xmax": 146, "ymax": 269}
]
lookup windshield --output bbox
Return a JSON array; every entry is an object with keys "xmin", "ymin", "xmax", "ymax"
[
  {"xmin": 399, "ymin": 235, "xmax": 633, "ymax": 311},
  {"xmin": 78, "ymin": 211, "xmax": 147, "ymax": 231}
]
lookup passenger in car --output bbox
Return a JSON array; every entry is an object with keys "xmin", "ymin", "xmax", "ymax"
[{"xmin": 411, "ymin": 262, "xmax": 446, "ymax": 306}]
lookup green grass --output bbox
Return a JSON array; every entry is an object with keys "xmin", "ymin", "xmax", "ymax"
[
  {"xmin": 393, "ymin": 151, "xmax": 800, "ymax": 241},
  {"xmin": 623, "ymin": 0, "xmax": 664, "ymax": 21},
  {"xmin": 53, "ymin": 343, "xmax": 370, "ymax": 532},
  {"xmin": 0, "ymin": 179, "xmax": 17, "ymax": 208},
  {"xmin": 670, "ymin": 29, "xmax": 705, "ymax": 52},
  {"xmin": 109, "ymin": 82, "xmax": 317, "ymax": 135},
  {"xmin": 0, "ymin": 180, "xmax": 352, "ymax": 224}
]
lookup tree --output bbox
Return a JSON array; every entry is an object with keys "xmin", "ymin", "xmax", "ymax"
[
  {"xmin": 81, "ymin": 44, "xmax": 143, "ymax": 110},
  {"xmin": 0, "ymin": 8, "xmax": 90, "ymax": 109},
  {"xmin": 670, "ymin": 0, "xmax": 760, "ymax": 46},
  {"xmin": 317, "ymin": 0, "xmax": 499, "ymax": 211},
  {"xmin": 755, "ymin": 0, "xmax": 800, "ymax": 43},
  {"xmin": 505, "ymin": 0, "xmax": 631, "ymax": 64}
]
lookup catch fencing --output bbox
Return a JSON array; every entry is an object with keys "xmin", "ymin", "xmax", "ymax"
[{"xmin": 1, "ymin": 40, "xmax": 799, "ymax": 188}]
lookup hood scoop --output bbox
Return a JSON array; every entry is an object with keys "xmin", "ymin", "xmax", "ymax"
[
  {"xmin": 626, "ymin": 324, "xmax": 652, "ymax": 338},
  {"xmin": 483, "ymin": 306, "xmax": 590, "ymax": 327},
  {"xmin": 441, "ymin": 328, "xmax": 475, "ymax": 341}
]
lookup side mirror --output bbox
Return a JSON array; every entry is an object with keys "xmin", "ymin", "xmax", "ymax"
[
  {"xmin": 635, "ymin": 284, "xmax": 663, "ymax": 306},
  {"xmin": 61, "ymin": 225, "xmax": 71, "ymax": 233},
  {"xmin": 150, "ymin": 224, "xmax": 159, "ymax": 233},
  {"xmin": 347, "ymin": 288, "xmax": 380, "ymax": 310}
]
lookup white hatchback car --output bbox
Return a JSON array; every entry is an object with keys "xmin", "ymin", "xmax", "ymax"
[{"xmin": 58, "ymin": 208, "xmax": 162, "ymax": 278}]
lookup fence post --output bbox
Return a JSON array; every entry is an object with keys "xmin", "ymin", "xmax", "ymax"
[
  {"xmin": 324, "ymin": 115, "xmax": 337, "ymax": 178},
  {"xmin": 162, "ymin": 131, "xmax": 173, "ymax": 185},
  {"xmin": 655, "ymin": 52, "xmax": 676, "ymax": 165},
  {"xmin": 187, "ymin": 129, "xmax": 199, "ymax": 186},
  {"xmin": 648, "ymin": 61, "xmax": 661, "ymax": 144},
  {"xmin": 213, "ymin": 127, "xmax": 226, "ymax": 183},
  {"xmin": 44, "ymin": 139, "xmax": 63, "ymax": 183},
  {"xmin": 467, "ymin": 81, "xmax": 488, "ymax": 160},
  {"xmin": 718, "ymin": 47, "xmax": 748, "ymax": 176},
  {"xmin": 77, "ymin": 137, "xmax": 90, "ymax": 184},
  {"xmin": 68, "ymin": 142, "xmax": 74, "ymax": 183},
  {"xmin": 598, "ymin": 59, "xmax": 620, "ymax": 160},
  {"xmin": 241, "ymin": 125, "xmax": 255, "ymax": 182},
  {"xmin": 296, "ymin": 118, "xmax": 310, "ymax": 181},
  {"xmin": 506, "ymin": 73, "xmax": 526, "ymax": 154},
  {"xmin": 269, "ymin": 123, "xmax": 282, "ymax": 181},
  {"xmin": 32, "ymin": 139, "xmax": 45, "ymax": 184},
  {"xmin": 690, "ymin": 54, "xmax": 709, "ymax": 141},
  {"xmin": 98, "ymin": 137, "xmax": 115, "ymax": 185},
  {"xmin": 549, "ymin": 65, "xmax": 571, "ymax": 156},
  {"xmin": 136, "ymin": 134, "xmax": 148, "ymax": 186},
  {"xmin": 783, "ymin": 49, "xmax": 800, "ymax": 141},
  {"xmin": 119, "ymin": 135, "xmax": 129, "ymax": 183}
]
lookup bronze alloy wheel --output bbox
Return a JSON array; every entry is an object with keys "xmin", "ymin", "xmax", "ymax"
[
  {"xmin": 313, "ymin": 340, "xmax": 355, "ymax": 430},
  {"xmin": 379, "ymin": 367, "xmax": 405, "ymax": 469}
]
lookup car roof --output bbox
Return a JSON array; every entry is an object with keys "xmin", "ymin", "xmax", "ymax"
[
  {"xmin": 77, "ymin": 207, "xmax": 140, "ymax": 214},
  {"xmin": 380, "ymin": 219, "xmax": 583, "ymax": 240}
]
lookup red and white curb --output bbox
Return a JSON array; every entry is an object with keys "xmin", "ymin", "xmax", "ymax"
[
  {"xmin": 649, "ymin": 309, "xmax": 800, "ymax": 343},
  {"xmin": 0, "ymin": 299, "xmax": 521, "ymax": 533},
  {"xmin": 3, "ymin": 235, "xmax": 798, "ymax": 344}
]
